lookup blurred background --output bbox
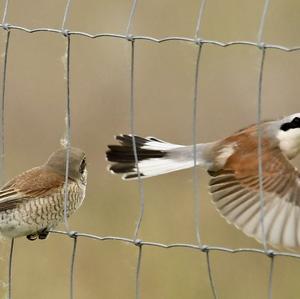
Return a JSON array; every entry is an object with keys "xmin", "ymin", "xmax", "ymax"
[{"xmin": 0, "ymin": 0, "xmax": 300, "ymax": 298}]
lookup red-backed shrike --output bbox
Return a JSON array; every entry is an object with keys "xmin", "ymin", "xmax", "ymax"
[
  {"xmin": 0, "ymin": 147, "xmax": 87, "ymax": 240},
  {"xmin": 106, "ymin": 114, "xmax": 300, "ymax": 249}
]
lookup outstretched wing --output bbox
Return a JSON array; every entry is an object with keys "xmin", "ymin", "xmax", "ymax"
[
  {"xmin": 209, "ymin": 145, "xmax": 300, "ymax": 249},
  {"xmin": 0, "ymin": 167, "xmax": 64, "ymax": 212}
]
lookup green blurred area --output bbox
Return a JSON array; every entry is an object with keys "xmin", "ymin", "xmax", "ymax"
[{"xmin": 0, "ymin": 0, "xmax": 300, "ymax": 298}]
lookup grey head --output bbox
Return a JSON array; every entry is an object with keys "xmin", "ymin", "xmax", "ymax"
[{"xmin": 45, "ymin": 147, "xmax": 87, "ymax": 181}]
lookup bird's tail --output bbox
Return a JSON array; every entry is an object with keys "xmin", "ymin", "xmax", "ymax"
[{"xmin": 106, "ymin": 134, "xmax": 210, "ymax": 180}]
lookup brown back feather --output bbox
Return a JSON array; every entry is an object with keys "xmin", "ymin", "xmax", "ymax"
[{"xmin": 0, "ymin": 166, "xmax": 65, "ymax": 212}]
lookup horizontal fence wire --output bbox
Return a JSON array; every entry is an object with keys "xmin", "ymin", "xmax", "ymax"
[
  {"xmin": 2, "ymin": 1, "xmax": 300, "ymax": 299},
  {"xmin": 1, "ymin": 23, "xmax": 300, "ymax": 51},
  {"xmin": 50, "ymin": 229, "xmax": 300, "ymax": 259}
]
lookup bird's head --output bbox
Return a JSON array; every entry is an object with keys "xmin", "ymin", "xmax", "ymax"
[
  {"xmin": 274, "ymin": 113, "xmax": 300, "ymax": 159},
  {"xmin": 45, "ymin": 147, "xmax": 87, "ymax": 184}
]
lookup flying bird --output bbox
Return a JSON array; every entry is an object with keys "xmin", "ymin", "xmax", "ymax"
[
  {"xmin": 0, "ymin": 147, "xmax": 87, "ymax": 240},
  {"xmin": 106, "ymin": 113, "xmax": 300, "ymax": 249}
]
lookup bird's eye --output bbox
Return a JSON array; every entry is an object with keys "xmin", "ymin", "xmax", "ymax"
[
  {"xmin": 79, "ymin": 158, "xmax": 86, "ymax": 174},
  {"xmin": 293, "ymin": 117, "xmax": 300, "ymax": 124},
  {"xmin": 280, "ymin": 117, "xmax": 300, "ymax": 131}
]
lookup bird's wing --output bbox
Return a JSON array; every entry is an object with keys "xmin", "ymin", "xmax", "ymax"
[
  {"xmin": 0, "ymin": 167, "xmax": 65, "ymax": 212},
  {"xmin": 208, "ymin": 145, "xmax": 300, "ymax": 249}
]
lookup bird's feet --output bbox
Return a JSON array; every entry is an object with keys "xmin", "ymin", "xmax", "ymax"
[
  {"xmin": 26, "ymin": 233, "xmax": 38, "ymax": 241},
  {"xmin": 38, "ymin": 228, "xmax": 50, "ymax": 240},
  {"xmin": 26, "ymin": 228, "xmax": 50, "ymax": 241}
]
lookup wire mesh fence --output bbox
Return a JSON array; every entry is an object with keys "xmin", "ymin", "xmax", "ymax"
[{"xmin": 1, "ymin": 0, "xmax": 300, "ymax": 299}]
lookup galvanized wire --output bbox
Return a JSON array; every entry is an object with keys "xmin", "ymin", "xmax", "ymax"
[
  {"xmin": 8, "ymin": 238, "xmax": 14, "ymax": 299},
  {"xmin": 192, "ymin": 0, "xmax": 207, "ymax": 248},
  {"xmin": 126, "ymin": 2, "xmax": 146, "ymax": 298},
  {"xmin": 51, "ymin": 230, "xmax": 300, "ymax": 259},
  {"xmin": 205, "ymin": 249, "xmax": 218, "ymax": 299},
  {"xmin": 1, "ymin": 0, "xmax": 9, "ymax": 25},
  {"xmin": 192, "ymin": 43, "xmax": 203, "ymax": 247},
  {"xmin": 256, "ymin": 1, "xmax": 273, "ymax": 298},
  {"xmin": 69, "ymin": 233, "xmax": 78, "ymax": 299},
  {"xmin": 1, "ymin": 23, "xmax": 300, "ymax": 52},
  {"xmin": 128, "ymin": 35, "xmax": 145, "ymax": 299},
  {"xmin": 62, "ymin": 0, "xmax": 72, "ymax": 31},
  {"xmin": 257, "ymin": 0, "xmax": 271, "ymax": 43},
  {"xmin": 0, "ymin": 28, "xmax": 10, "ymax": 185},
  {"xmin": 268, "ymin": 254, "xmax": 275, "ymax": 299},
  {"xmin": 63, "ymin": 32, "xmax": 71, "ymax": 233},
  {"xmin": 195, "ymin": 0, "xmax": 207, "ymax": 39},
  {"xmin": 256, "ymin": 46, "xmax": 267, "ymax": 252},
  {"xmin": 129, "ymin": 39, "xmax": 145, "ymax": 242},
  {"xmin": 126, "ymin": 0, "xmax": 138, "ymax": 36},
  {"xmin": 135, "ymin": 244, "xmax": 143, "ymax": 299}
]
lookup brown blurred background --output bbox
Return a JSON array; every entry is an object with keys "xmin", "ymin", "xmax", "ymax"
[{"xmin": 0, "ymin": 0, "xmax": 300, "ymax": 298}]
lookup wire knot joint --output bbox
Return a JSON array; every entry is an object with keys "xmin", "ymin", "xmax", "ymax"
[
  {"xmin": 257, "ymin": 42, "xmax": 265, "ymax": 50},
  {"xmin": 134, "ymin": 238, "xmax": 142, "ymax": 247},
  {"xmin": 2, "ymin": 23, "xmax": 10, "ymax": 31},
  {"xmin": 195, "ymin": 38, "xmax": 203, "ymax": 46},
  {"xmin": 68, "ymin": 231, "xmax": 78, "ymax": 239},
  {"xmin": 266, "ymin": 249, "xmax": 274, "ymax": 257},
  {"xmin": 201, "ymin": 244, "xmax": 209, "ymax": 252},
  {"xmin": 126, "ymin": 34, "xmax": 134, "ymax": 42},
  {"xmin": 62, "ymin": 29, "xmax": 70, "ymax": 37}
]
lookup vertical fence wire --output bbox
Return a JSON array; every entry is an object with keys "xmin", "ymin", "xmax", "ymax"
[
  {"xmin": 63, "ymin": 33, "xmax": 71, "ymax": 233},
  {"xmin": 135, "ymin": 245, "xmax": 143, "ymax": 299},
  {"xmin": 1, "ymin": 2, "xmax": 12, "ymax": 298},
  {"xmin": 256, "ymin": 1, "xmax": 274, "ymax": 297},
  {"xmin": 1, "ymin": 0, "xmax": 9, "ymax": 25},
  {"xmin": 8, "ymin": 238, "xmax": 14, "ymax": 299},
  {"xmin": 205, "ymin": 250, "xmax": 218, "ymax": 299},
  {"xmin": 268, "ymin": 254, "xmax": 275, "ymax": 299},
  {"xmin": 195, "ymin": 0, "xmax": 207, "ymax": 39},
  {"xmin": 256, "ymin": 46, "xmax": 267, "ymax": 252},
  {"xmin": 129, "ymin": 39, "xmax": 145, "ymax": 242},
  {"xmin": 256, "ymin": 0, "xmax": 270, "ymax": 254},
  {"xmin": 62, "ymin": 0, "xmax": 72, "ymax": 31},
  {"xmin": 192, "ymin": 43, "xmax": 203, "ymax": 247},
  {"xmin": 126, "ymin": 0, "xmax": 137, "ymax": 37},
  {"xmin": 194, "ymin": 2, "xmax": 219, "ymax": 297},
  {"xmin": 126, "ymin": 1, "xmax": 144, "ymax": 298},
  {"xmin": 192, "ymin": 0, "xmax": 207, "ymax": 248},
  {"xmin": 257, "ymin": 0, "xmax": 271, "ymax": 44},
  {"xmin": 126, "ymin": 1, "xmax": 143, "ymax": 242},
  {"xmin": 0, "ymin": 26, "xmax": 10, "ymax": 185},
  {"xmin": 129, "ymin": 37, "xmax": 145, "ymax": 299},
  {"xmin": 126, "ymin": 1, "xmax": 144, "ymax": 244},
  {"xmin": 70, "ymin": 235, "xmax": 78, "ymax": 299}
]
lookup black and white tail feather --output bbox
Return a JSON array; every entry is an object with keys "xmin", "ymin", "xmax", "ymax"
[{"xmin": 106, "ymin": 134, "xmax": 207, "ymax": 180}]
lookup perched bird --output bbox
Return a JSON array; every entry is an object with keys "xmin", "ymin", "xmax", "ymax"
[
  {"xmin": 0, "ymin": 147, "xmax": 87, "ymax": 240},
  {"xmin": 106, "ymin": 113, "xmax": 300, "ymax": 249}
]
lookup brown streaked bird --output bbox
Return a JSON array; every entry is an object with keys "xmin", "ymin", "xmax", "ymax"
[
  {"xmin": 0, "ymin": 147, "xmax": 87, "ymax": 240},
  {"xmin": 106, "ymin": 113, "xmax": 300, "ymax": 250}
]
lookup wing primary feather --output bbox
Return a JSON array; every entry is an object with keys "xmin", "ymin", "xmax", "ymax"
[{"xmin": 216, "ymin": 189, "xmax": 249, "ymax": 212}]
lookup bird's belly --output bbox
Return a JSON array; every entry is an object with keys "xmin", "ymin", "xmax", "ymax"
[{"xmin": 0, "ymin": 186, "xmax": 85, "ymax": 238}]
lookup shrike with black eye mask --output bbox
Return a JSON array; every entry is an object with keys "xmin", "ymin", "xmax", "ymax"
[{"xmin": 106, "ymin": 113, "xmax": 300, "ymax": 250}]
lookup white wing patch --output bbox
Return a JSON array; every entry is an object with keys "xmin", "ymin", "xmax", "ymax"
[{"xmin": 216, "ymin": 143, "xmax": 236, "ymax": 166}]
